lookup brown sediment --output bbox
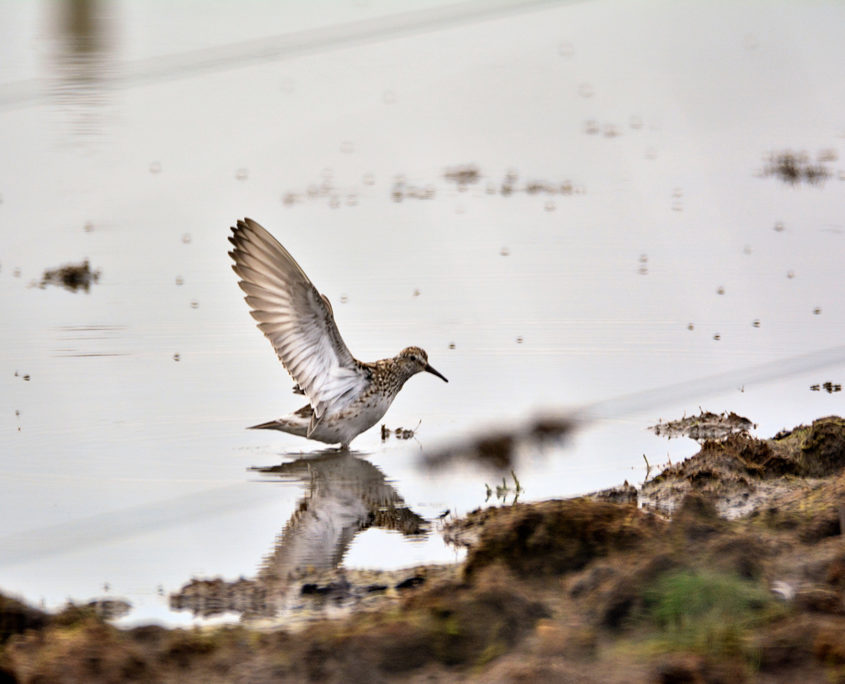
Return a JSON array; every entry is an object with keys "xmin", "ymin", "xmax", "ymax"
[{"xmin": 38, "ymin": 259, "xmax": 100, "ymax": 292}]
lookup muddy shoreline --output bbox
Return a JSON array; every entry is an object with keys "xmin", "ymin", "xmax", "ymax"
[{"xmin": 2, "ymin": 416, "xmax": 844, "ymax": 682}]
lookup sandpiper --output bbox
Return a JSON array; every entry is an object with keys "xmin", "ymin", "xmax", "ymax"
[{"xmin": 229, "ymin": 218, "xmax": 448, "ymax": 448}]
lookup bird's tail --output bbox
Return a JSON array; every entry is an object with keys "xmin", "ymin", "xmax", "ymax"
[{"xmin": 247, "ymin": 416, "xmax": 309, "ymax": 437}]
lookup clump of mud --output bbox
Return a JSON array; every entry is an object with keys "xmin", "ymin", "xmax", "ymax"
[
  {"xmin": 761, "ymin": 149, "xmax": 834, "ymax": 185},
  {"xmin": 39, "ymin": 259, "xmax": 100, "ymax": 292},
  {"xmin": 650, "ymin": 409, "xmax": 755, "ymax": 441},
  {"xmin": 641, "ymin": 416, "xmax": 845, "ymax": 518}
]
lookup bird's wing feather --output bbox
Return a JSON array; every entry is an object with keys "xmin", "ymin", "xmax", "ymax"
[{"xmin": 229, "ymin": 218, "xmax": 367, "ymax": 419}]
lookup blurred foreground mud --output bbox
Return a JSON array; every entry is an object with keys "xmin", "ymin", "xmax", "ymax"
[{"xmin": 2, "ymin": 417, "xmax": 844, "ymax": 683}]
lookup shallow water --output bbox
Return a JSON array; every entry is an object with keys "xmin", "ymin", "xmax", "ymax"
[{"xmin": 1, "ymin": 0, "xmax": 844, "ymax": 626}]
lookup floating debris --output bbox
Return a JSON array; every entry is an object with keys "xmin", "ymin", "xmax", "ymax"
[
  {"xmin": 813, "ymin": 307, "xmax": 822, "ymax": 315},
  {"xmin": 448, "ymin": 342, "xmax": 456, "ymax": 350},
  {"xmin": 39, "ymin": 260, "xmax": 100, "ymax": 293},
  {"xmin": 687, "ymin": 323, "xmax": 694, "ymax": 331},
  {"xmin": 173, "ymin": 353, "xmax": 181, "ymax": 362},
  {"xmin": 603, "ymin": 124, "xmax": 620, "ymax": 138},
  {"xmin": 752, "ymin": 319, "xmax": 761, "ymax": 328},
  {"xmin": 380, "ymin": 421, "xmax": 420, "ymax": 441},
  {"xmin": 444, "ymin": 164, "xmax": 480, "ymax": 187},
  {"xmin": 717, "ymin": 286, "xmax": 725, "ymax": 295},
  {"xmin": 500, "ymin": 246, "xmax": 510, "ymax": 257},
  {"xmin": 14, "ymin": 371, "xmax": 31, "ymax": 382},
  {"xmin": 762, "ymin": 150, "xmax": 831, "ymax": 185},
  {"xmin": 649, "ymin": 410, "xmax": 756, "ymax": 442},
  {"xmin": 810, "ymin": 382, "xmax": 841, "ymax": 393},
  {"xmin": 190, "ymin": 300, "xmax": 199, "ymax": 309},
  {"xmin": 175, "ymin": 276, "xmax": 183, "ymax": 286}
]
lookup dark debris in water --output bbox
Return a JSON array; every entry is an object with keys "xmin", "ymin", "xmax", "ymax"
[
  {"xmin": 811, "ymin": 382, "xmax": 842, "ymax": 393},
  {"xmin": 280, "ymin": 165, "xmax": 582, "ymax": 209},
  {"xmin": 39, "ymin": 260, "xmax": 100, "ymax": 292},
  {"xmin": 444, "ymin": 164, "xmax": 480, "ymax": 186},
  {"xmin": 761, "ymin": 150, "xmax": 833, "ymax": 186},
  {"xmin": 649, "ymin": 410, "xmax": 755, "ymax": 442},
  {"xmin": 380, "ymin": 421, "xmax": 419, "ymax": 441}
]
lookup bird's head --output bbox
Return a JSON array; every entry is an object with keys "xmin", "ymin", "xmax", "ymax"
[{"xmin": 397, "ymin": 346, "xmax": 448, "ymax": 383}]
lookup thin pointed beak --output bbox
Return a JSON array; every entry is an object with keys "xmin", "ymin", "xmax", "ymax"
[{"xmin": 425, "ymin": 364, "xmax": 448, "ymax": 382}]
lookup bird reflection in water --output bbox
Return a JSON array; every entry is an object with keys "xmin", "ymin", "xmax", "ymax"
[{"xmin": 170, "ymin": 451, "xmax": 428, "ymax": 622}]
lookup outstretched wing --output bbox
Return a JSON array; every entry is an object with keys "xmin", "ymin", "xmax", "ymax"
[{"xmin": 229, "ymin": 218, "xmax": 368, "ymax": 425}]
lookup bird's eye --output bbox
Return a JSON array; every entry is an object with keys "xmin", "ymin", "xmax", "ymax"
[{"xmin": 410, "ymin": 355, "xmax": 418, "ymax": 362}]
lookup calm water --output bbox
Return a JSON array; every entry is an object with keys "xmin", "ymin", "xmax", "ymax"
[{"xmin": 1, "ymin": 0, "xmax": 844, "ymax": 626}]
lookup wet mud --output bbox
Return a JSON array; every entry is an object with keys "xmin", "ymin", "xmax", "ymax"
[
  {"xmin": 2, "ymin": 416, "xmax": 844, "ymax": 682},
  {"xmin": 38, "ymin": 259, "xmax": 100, "ymax": 292},
  {"xmin": 760, "ymin": 149, "xmax": 836, "ymax": 186}
]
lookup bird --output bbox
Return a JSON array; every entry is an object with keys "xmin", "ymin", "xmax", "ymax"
[{"xmin": 228, "ymin": 218, "xmax": 448, "ymax": 448}]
